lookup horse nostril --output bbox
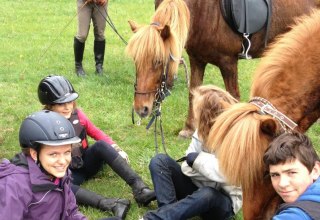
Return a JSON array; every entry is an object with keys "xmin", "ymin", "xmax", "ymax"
[{"xmin": 140, "ymin": 106, "xmax": 149, "ymax": 117}]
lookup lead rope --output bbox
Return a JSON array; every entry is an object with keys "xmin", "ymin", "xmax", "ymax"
[{"xmin": 93, "ymin": 3, "xmax": 128, "ymax": 45}]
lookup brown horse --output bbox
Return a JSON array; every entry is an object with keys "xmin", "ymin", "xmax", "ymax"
[
  {"xmin": 126, "ymin": 0, "xmax": 189, "ymax": 118},
  {"xmin": 206, "ymin": 9, "xmax": 320, "ymax": 219},
  {"xmin": 132, "ymin": 0, "xmax": 316, "ymax": 138}
]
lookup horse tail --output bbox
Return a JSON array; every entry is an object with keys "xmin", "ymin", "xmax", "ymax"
[
  {"xmin": 206, "ymin": 103, "xmax": 277, "ymax": 195},
  {"xmin": 152, "ymin": 0, "xmax": 190, "ymax": 54}
]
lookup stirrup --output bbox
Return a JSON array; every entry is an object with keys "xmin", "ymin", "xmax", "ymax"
[{"xmin": 238, "ymin": 33, "xmax": 252, "ymax": 59}]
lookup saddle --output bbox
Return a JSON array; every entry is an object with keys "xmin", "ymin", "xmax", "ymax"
[{"xmin": 220, "ymin": 0, "xmax": 272, "ymax": 59}]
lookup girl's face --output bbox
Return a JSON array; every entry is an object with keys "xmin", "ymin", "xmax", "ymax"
[
  {"xmin": 51, "ymin": 101, "xmax": 74, "ymax": 119},
  {"xmin": 31, "ymin": 144, "xmax": 72, "ymax": 178}
]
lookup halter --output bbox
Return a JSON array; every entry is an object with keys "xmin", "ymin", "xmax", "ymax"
[
  {"xmin": 249, "ymin": 96, "xmax": 298, "ymax": 132},
  {"xmin": 132, "ymin": 56, "xmax": 172, "ymax": 155}
]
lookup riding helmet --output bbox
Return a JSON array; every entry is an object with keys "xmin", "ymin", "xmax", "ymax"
[
  {"xmin": 38, "ymin": 75, "xmax": 79, "ymax": 105},
  {"xmin": 19, "ymin": 110, "xmax": 80, "ymax": 149}
]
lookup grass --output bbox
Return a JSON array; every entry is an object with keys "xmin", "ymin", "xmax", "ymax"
[{"xmin": 1, "ymin": 0, "xmax": 320, "ymax": 219}]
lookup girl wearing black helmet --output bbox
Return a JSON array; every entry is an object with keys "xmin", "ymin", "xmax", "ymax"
[
  {"xmin": 38, "ymin": 75, "xmax": 156, "ymax": 217},
  {"xmin": 0, "ymin": 111, "xmax": 86, "ymax": 219}
]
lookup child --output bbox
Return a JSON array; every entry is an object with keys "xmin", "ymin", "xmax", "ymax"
[
  {"xmin": 0, "ymin": 110, "xmax": 86, "ymax": 219},
  {"xmin": 142, "ymin": 85, "xmax": 242, "ymax": 220},
  {"xmin": 37, "ymin": 75, "xmax": 155, "ymax": 215},
  {"xmin": 263, "ymin": 132, "xmax": 320, "ymax": 219}
]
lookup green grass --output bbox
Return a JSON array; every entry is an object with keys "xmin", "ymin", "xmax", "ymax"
[{"xmin": 1, "ymin": 1, "xmax": 320, "ymax": 219}]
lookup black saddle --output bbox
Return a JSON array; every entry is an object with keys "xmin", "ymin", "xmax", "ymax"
[{"xmin": 220, "ymin": 0, "xmax": 272, "ymax": 59}]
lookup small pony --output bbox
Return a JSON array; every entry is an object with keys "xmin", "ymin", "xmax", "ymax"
[
  {"xmin": 126, "ymin": 0, "xmax": 189, "ymax": 118},
  {"xmin": 207, "ymin": 9, "xmax": 320, "ymax": 220}
]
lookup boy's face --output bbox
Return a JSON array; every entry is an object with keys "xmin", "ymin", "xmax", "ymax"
[
  {"xmin": 269, "ymin": 158, "xmax": 320, "ymax": 203},
  {"xmin": 31, "ymin": 144, "xmax": 72, "ymax": 178},
  {"xmin": 51, "ymin": 101, "xmax": 74, "ymax": 119}
]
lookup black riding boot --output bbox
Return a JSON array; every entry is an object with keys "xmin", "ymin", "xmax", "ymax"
[
  {"xmin": 75, "ymin": 187, "xmax": 130, "ymax": 219},
  {"xmin": 110, "ymin": 156, "xmax": 156, "ymax": 206},
  {"xmin": 94, "ymin": 39, "xmax": 105, "ymax": 75},
  {"xmin": 74, "ymin": 37, "xmax": 86, "ymax": 77}
]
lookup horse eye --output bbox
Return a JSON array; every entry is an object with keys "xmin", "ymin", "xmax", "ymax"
[{"xmin": 154, "ymin": 60, "xmax": 162, "ymax": 68}]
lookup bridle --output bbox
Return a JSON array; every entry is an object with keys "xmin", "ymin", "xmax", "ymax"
[
  {"xmin": 249, "ymin": 96, "xmax": 298, "ymax": 132},
  {"xmin": 131, "ymin": 21, "xmax": 189, "ymax": 154},
  {"xmin": 132, "ymin": 57, "xmax": 172, "ymax": 155}
]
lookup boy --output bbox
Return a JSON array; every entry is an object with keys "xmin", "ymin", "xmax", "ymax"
[{"xmin": 263, "ymin": 132, "xmax": 320, "ymax": 219}]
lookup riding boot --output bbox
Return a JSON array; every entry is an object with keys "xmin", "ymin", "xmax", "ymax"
[
  {"xmin": 94, "ymin": 39, "xmax": 105, "ymax": 75},
  {"xmin": 110, "ymin": 156, "xmax": 156, "ymax": 206},
  {"xmin": 74, "ymin": 37, "xmax": 86, "ymax": 77},
  {"xmin": 75, "ymin": 187, "xmax": 130, "ymax": 219}
]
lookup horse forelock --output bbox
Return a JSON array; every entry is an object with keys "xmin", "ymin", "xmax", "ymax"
[
  {"xmin": 126, "ymin": 26, "xmax": 167, "ymax": 72},
  {"xmin": 207, "ymin": 103, "xmax": 275, "ymax": 195},
  {"xmin": 251, "ymin": 9, "xmax": 320, "ymax": 98}
]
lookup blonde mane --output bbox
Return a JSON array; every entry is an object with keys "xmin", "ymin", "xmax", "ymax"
[
  {"xmin": 207, "ymin": 103, "xmax": 276, "ymax": 196},
  {"xmin": 126, "ymin": 0, "xmax": 190, "ymax": 78},
  {"xmin": 251, "ymin": 9, "xmax": 320, "ymax": 98}
]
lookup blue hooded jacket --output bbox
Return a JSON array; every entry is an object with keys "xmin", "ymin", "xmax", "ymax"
[
  {"xmin": 0, "ymin": 153, "xmax": 86, "ymax": 220},
  {"xmin": 273, "ymin": 177, "xmax": 320, "ymax": 220}
]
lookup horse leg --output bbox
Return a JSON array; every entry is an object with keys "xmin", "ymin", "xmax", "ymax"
[
  {"xmin": 218, "ymin": 58, "xmax": 240, "ymax": 100},
  {"xmin": 242, "ymin": 180, "xmax": 281, "ymax": 220},
  {"xmin": 178, "ymin": 56, "xmax": 206, "ymax": 138}
]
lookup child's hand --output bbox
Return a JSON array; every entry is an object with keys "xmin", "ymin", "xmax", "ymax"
[
  {"xmin": 112, "ymin": 144, "xmax": 130, "ymax": 163},
  {"xmin": 118, "ymin": 150, "xmax": 129, "ymax": 164}
]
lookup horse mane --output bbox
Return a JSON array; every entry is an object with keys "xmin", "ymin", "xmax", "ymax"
[
  {"xmin": 251, "ymin": 9, "xmax": 320, "ymax": 97},
  {"xmin": 207, "ymin": 103, "xmax": 277, "ymax": 197},
  {"xmin": 152, "ymin": 0, "xmax": 190, "ymax": 54},
  {"xmin": 126, "ymin": 0, "xmax": 189, "ymax": 78},
  {"xmin": 192, "ymin": 85, "xmax": 238, "ymax": 145}
]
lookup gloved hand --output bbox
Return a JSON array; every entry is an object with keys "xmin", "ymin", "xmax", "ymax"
[
  {"xmin": 186, "ymin": 152, "xmax": 199, "ymax": 167},
  {"xmin": 112, "ymin": 144, "xmax": 130, "ymax": 164}
]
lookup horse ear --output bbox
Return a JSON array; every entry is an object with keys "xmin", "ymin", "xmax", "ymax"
[
  {"xmin": 128, "ymin": 20, "xmax": 139, "ymax": 33},
  {"xmin": 220, "ymin": 100, "xmax": 233, "ymax": 109},
  {"xmin": 160, "ymin": 25, "xmax": 171, "ymax": 41},
  {"xmin": 260, "ymin": 118, "xmax": 277, "ymax": 137}
]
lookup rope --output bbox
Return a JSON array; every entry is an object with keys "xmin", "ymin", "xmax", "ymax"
[
  {"xmin": 39, "ymin": 1, "xmax": 88, "ymax": 63},
  {"xmin": 93, "ymin": 3, "xmax": 128, "ymax": 45}
]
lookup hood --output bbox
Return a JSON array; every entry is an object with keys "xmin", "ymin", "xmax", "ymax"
[
  {"xmin": 298, "ymin": 177, "xmax": 320, "ymax": 203},
  {"xmin": 0, "ymin": 154, "xmax": 28, "ymax": 178}
]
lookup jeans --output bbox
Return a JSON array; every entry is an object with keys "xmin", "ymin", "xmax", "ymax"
[{"xmin": 144, "ymin": 154, "xmax": 234, "ymax": 220}]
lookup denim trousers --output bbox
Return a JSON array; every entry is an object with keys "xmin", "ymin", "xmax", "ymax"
[{"xmin": 143, "ymin": 154, "xmax": 234, "ymax": 220}]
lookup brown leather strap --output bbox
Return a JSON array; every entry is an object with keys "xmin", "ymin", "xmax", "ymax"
[{"xmin": 249, "ymin": 97, "xmax": 297, "ymax": 131}]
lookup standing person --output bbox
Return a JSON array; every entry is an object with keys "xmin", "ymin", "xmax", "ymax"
[
  {"xmin": 263, "ymin": 132, "xmax": 320, "ymax": 219},
  {"xmin": 37, "ymin": 75, "xmax": 156, "ymax": 214},
  {"xmin": 0, "ymin": 110, "xmax": 86, "ymax": 219},
  {"xmin": 74, "ymin": 0, "xmax": 107, "ymax": 76},
  {"xmin": 142, "ymin": 85, "xmax": 242, "ymax": 220}
]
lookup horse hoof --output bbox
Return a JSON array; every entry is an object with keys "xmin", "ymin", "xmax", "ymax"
[{"xmin": 178, "ymin": 129, "xmax": 194, "ymax": 139}]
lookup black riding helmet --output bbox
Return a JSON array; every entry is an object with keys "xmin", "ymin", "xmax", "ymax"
[
  {"xmin": 19, "ymin": 110, "xmax": 80, "ymax": 149},
  {"xmin": 38, "ymin": 75, "xmax": 79, "ymax": 105}
]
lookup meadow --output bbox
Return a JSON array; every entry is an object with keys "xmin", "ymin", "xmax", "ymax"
[{"xmin": 1, "ymin": 0, "xmax": 320, "ymax": 219}]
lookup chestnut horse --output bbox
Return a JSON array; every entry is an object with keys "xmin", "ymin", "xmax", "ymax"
[
  {"xmin": 126, "ymin": 0, "xmax": 189, "ymax": 118},
  {"xmin": 206, "ymin": 9, "xmax": 320, "ymax": 219},
  {"xmin": 129, "ymin": 0, "xmax": 317, "ymax": 137}
]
